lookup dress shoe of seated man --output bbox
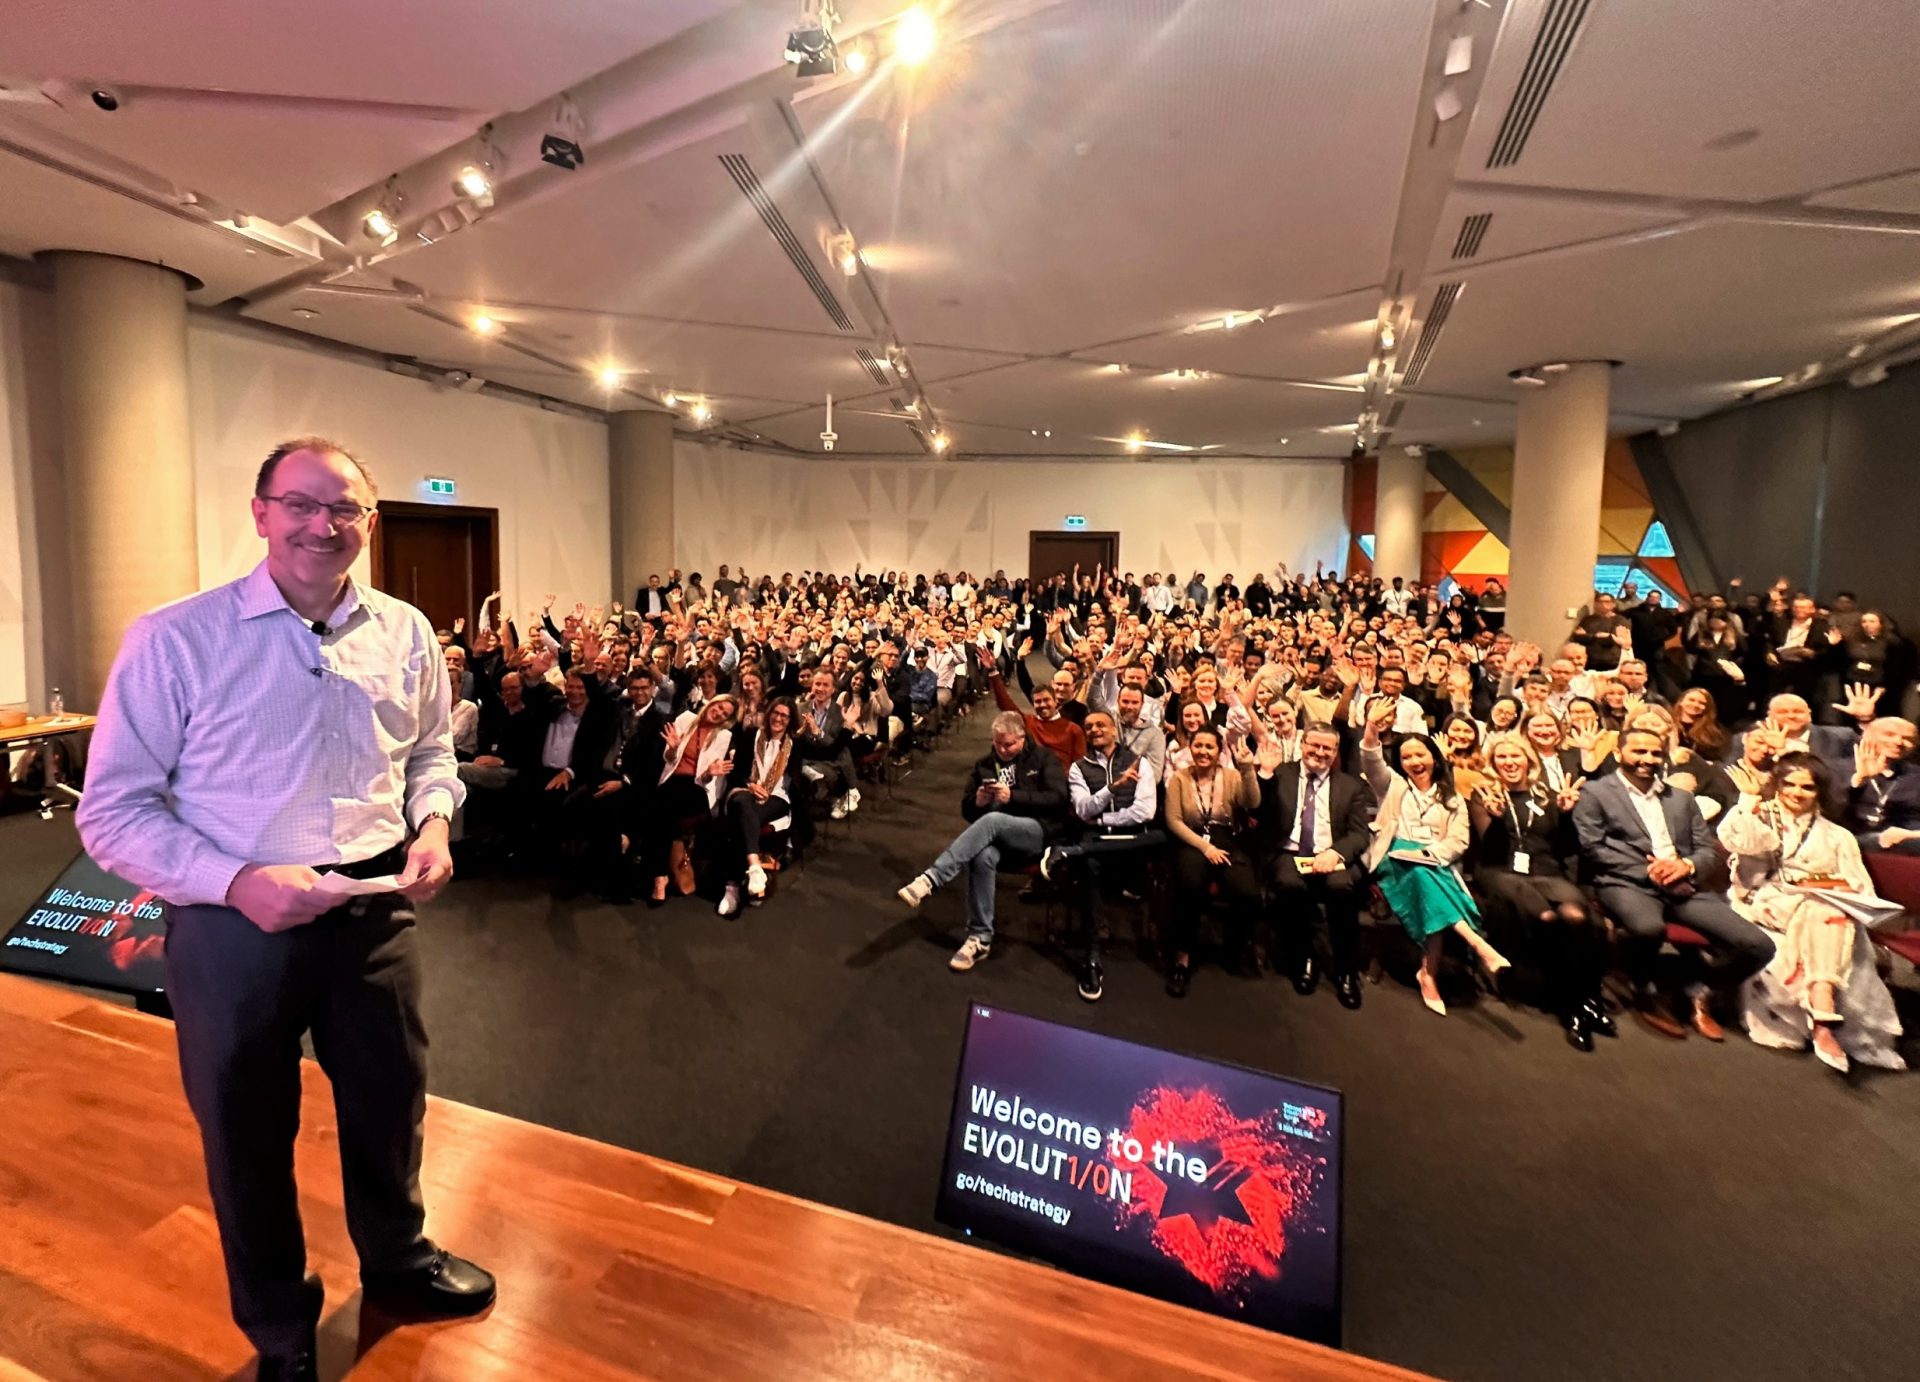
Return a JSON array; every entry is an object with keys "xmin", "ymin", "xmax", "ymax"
[{"xmin": 1573, "ymin": 728, "xmax": 1774, "ymax": 1040}]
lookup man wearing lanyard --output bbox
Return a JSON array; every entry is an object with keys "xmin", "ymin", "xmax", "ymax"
[{"xmin": 77, "ymin": 438, "xmax": 493, "ymax": 1382}]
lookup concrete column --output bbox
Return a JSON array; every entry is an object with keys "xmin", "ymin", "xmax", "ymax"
[
  {"xmin": 1374, "ymin": 450, "xmax": 1427, "ymax": 584},
  {"xmin": 47, "ymin": 253, "xmax": 197, "ymax": 705},
  {"xmin": 1507, "ymin": 361, "xmax": 1611, "ymax": 649},
  {"xmin": 608, "ymin": 409, "xmax": 676, "ymax": 604}
]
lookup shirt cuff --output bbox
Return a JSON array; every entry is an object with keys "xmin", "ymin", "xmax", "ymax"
[
  {"xmin": 409, "ymin": 790, "xmax": 456, "ymax": 831},
  {"xmin": 184, "ymin": 848, "xmax": 251, "ymax": 909}
]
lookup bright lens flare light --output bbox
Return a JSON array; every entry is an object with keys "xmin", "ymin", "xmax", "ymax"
[
  {"xmin": 689, "ymin": 402, "xmax": 712, "ymax": 424},
  {"xmin": 597, "ymin": 366, "xmax": 623, "ymax": 389},
  {"xmin": 469, "ymin": 313, "xmax": 500, "ymax": 335},
  {"xmin": 895, "ymin": 6, "xmax": 937, "ymax": 66},
  {"xmin": 844, "ymin": 41, "xmax": 873, "ymax": 75},
  {"xmin": 1125, "ymin": 431, "xmax": 1146, "ymax": 453},
  {"xmin": 453, "ymin": 164, "xmax": 492, "ymax": 199},
  {"xmin": 930, "ymin": 430, "xmax": 951, "ymax": 452}
]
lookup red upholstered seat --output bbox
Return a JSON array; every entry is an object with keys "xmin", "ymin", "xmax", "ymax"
[
  {"xmin": 1873, "ymin": 929, "xmax": 1920, "ymax": 968},
  {"xmin": 1664, "ymin": 923, "xmax": 1710, "ymax": 948}
]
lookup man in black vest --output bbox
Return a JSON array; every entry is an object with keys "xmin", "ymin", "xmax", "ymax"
[
  {"xmin": 1257, "ymin": 724, "xmax": 1375, "ymax": 1009},
  {"xmin": 1039, "ymin": 710, "xmax": 1163, "ymax": 1002}
]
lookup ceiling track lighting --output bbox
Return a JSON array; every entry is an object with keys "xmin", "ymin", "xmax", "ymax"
[
  {"xmin": 895, "ymin": 6, "xmax": 937, "ymax": 67},
  {"xmin": 452, "ymin": 124, "xmax": 503, "ymax": 209},
  {"xmin": 929, "ymin": 429, "xmax": 951, "ymax": 453},
  {"xmin": 362, "ymin": 176, "xmax": 404, "ymax": 246},
  {"xmin": 842, "ymin": 36, "xmax": 877, "ymax": 75},
  {"xmin": 785, "ymin": 0, "xmax": 842, "ymax": 78},
  {"xmin": 826, "ymin": 229, "xmax": 860, "ymax": 276},
  {"xmin": 541, "ymin": 93, "xmax": 586, "ymax": 170}
]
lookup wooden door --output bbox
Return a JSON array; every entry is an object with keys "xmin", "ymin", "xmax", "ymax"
[
  {"xmin": 370, "ymin": 503, "xmax": 499, "ymax": 631},
  {"xmin": 1028, "ymin": 531, "xmax": 1118, "ymax": 583}
]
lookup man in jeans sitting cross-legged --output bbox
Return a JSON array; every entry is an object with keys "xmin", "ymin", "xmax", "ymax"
[{"xmin": 897, "ymin": 711, "xmax": 1069, "ymax": 970}]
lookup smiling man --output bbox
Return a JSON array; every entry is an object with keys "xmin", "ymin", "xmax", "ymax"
[{"xmin": 77, "ymin": 437, "xmax": 492, "ymax": 1382}]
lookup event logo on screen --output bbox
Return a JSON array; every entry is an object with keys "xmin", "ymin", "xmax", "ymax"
[
  {"xmin": 939, "ymin": 1005, "xmax": 1342, "ymax": 1342},
  {"xmin": 2, "ymin": 853, "xmax": 169, "ymax": 993}
]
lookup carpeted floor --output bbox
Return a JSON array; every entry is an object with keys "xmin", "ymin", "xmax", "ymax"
[{"xmin": 4, "ymin": 721, "xmax": 1918, "ymax": 1382}]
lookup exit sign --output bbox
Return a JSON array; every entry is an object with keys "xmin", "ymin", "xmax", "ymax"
[
  {"xmin": 1064, "ymin": 514, "xmax": 1087, "ymax": 529},
  {"xmin": 426, "ymin": 477, "xmax": 456, "ymax": 496}
]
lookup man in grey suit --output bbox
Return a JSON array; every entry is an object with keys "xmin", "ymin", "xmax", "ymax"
[{"xmin": 1573, "ymin": 727, "xmax": 1773, "ymax": 1041}]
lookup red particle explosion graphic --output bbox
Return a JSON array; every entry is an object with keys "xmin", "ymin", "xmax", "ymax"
[{"xmin": 1113, "ymin": 1085, "xmax": 1322, "ymax": 1298}]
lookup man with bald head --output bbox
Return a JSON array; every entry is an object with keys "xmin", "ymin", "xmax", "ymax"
[{"xmin": 79, "ymin": 437, "xmax": 494, "ymax": 1382}]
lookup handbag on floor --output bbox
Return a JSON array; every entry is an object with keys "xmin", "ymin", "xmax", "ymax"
[{"xmin": 669, "ymin": 839, "xmax": 697, "ymax": 895}]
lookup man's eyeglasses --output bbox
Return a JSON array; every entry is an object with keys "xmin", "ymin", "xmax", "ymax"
[{"xmin": 263, "ymin": 493, "xmax": 376, "ymax": 526}]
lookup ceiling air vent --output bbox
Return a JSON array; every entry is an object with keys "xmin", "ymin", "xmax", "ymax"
[
  {"xmin": 1486, "ymin": 0, "xmax": 1592, "ymax": 169},
  {"xmin": 1451, "ymin": 212, "xmax": 1492, "ymax": 260},
  {"xmin": 718, "ymin": 153, "xmax": 856, "ymax": 332},
  {"xmin": 854, "ymin": 347, "xmax": 890, "ymax": 387},
  {"xmin": 1400, "ymin": 282, "xmax": 1462, "ymax": 387}
]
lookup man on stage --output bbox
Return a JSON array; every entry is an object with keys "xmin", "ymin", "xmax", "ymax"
[{"xmin": 77, "ymin": 437, "xmax": 494, "ymax": 1382}]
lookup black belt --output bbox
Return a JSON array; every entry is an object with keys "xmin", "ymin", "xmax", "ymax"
[{"xmin": 314, "ymin": 842, "xmax": 411, "ymax": 880}]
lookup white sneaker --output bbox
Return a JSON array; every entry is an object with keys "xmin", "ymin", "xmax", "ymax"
[
  {"xmin": 897, "ymin": 873, "xmax": 934, "ymax": 909},
  {"xmin": 831, "ymin": 795, "xmax": 850, "ymax": 820},
  {"xmin": 949, "ymin": 936, "xmax": 992, "ymax": 971},
  {"xmin": 745, "ymin": 862, "xmax": 768, "ymax": 900},
  {"xmin": 717, "ymin": 885, "xmax": 741, "ymax": 919},
  {"xmin": 846, "ymin": 786, "xmax": 861, "ymax": 814}
]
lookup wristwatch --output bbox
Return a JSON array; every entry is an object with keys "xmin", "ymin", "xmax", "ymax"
[{"xmin": 417, "ymin": 810, "xmax": 453, "ymax": 830}]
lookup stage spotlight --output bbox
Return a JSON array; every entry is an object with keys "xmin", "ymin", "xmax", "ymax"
[
  {"xmin": 469, "ymin": 313, "xmax": 500, "ymax": 335},
  {"xmin": 930, "ymin": 430, "xmax": 950, "ymax": 452},
  {"xmin": 452, "ymin": 126, "xmax": 502, "ymax": 208},
  {"xmin": 896, "ymin": 6, "xmax": 937, "ymax": 66},
  {"xmin": 363, "ymin": 177, "xmax": 403, "ymax": 246},
  {"xmin": 690, "ymin": 401, "xmax": 712, "ymax": 424},
  {"xmin": 597, "ymin": 366, "xmax": 623, "ymax": 389},
  {"xmin": 844, "ymin": 37, "xmax": 875, "ymax": 75},
  {"xmin": 1125, "ymin": 432, "xmax": 1146, "ymax": 454},
  {"xmin": 541, "ymin": 94, "xmax": 587, "ymax": 170},
  {"xmin": 785, "ymin": 2, "xmax": 841, "ymax": 78}
]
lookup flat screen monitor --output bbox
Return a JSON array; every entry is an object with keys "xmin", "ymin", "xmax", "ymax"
[
  {"xmin": 935, "ymin": 1003, "xmax": 1343, "ymax": 1345},
  {"xmin": 2, "ymin": 851, "xmax": 168, "ymax": 995}
]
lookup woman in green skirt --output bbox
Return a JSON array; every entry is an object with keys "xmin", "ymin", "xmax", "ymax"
[{"xmin": 1359, "ymin": 700, "xmax": 1511, "ymax": 1015}]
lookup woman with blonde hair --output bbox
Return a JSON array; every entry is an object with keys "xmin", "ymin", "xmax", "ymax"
[
  {"xmin": 1469, "ymin": 732, "xmax": 1609, "ymax": 1049},
  {"xmin": 644, "ymin": 692, "xmax": 738, "ymax": 907}
]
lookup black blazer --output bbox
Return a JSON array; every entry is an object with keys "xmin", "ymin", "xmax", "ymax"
[
  {"xmin": 527, "ymin": 684, "xmax": 619, "ymax": 782},
  {"xmin": 1468, "ymin": 791, "xmax": 1576, "ymax": 879},
  {"xmin": 614, "ymin": 705, "xmax": 670, "ymax": 789},
  {"xmin": 1253, "ymin": 763, "xmax": 1373, "ymax": 874}
]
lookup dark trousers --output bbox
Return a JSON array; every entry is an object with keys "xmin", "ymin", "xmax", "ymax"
[
  {"xmin": 1596, "ymin": 881, "xmax": 1774, "ymax": 995},
  {"xmin": 165, "ymin": 897, "xmax": 432, "ymax": 1357},
  {"xmin": 723, "ymin": 787, "xmax": 793, "ymax": 879},
  {"xmin": 1051, "ymin": 829, "xmax": 1166, "ymax": 966},
  {"xmin": 645, "ymin": 775, "xmax": 713, "ymax": 876},
  {"xmin": 1269, "ymin": 856, "xmax": 1363, "ymax": 977},
  {"xmin": 1168, "ymin": 844, "xmax": 1263, "ymax": 958},
  {"xmin": 1476, "ymin": 867, "xmax": 1604, "ymax": 1013}
]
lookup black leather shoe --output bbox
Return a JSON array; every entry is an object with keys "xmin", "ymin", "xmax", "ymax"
[
  {"xmin": 1334, "ymin": 972, "xmax": 1363, "ymax": 1010},
  {"xmin": 363, "ymin": 1250, "xmax": 496, "ymax": 1317},
  {"xmin": 1564, "ymin": 1010, "xmax": 1595, "ymax": 1052},
  {"xmin": 1580, "ymin": 998, "xmax": 1618, "ymax": 1038},
  {"xmin": 1077, "ymin": 960, "xmax": 1104, "ymax": 1003},
  {"xmin": 1291, "ymin": 956, "xmax": 1319, "ymax": 996},
  {"xmin": 1165, "ymin": 962, "xmax": 1191, "ymax": 999},
  {"xmin": 257, "ymin": 1353, "xmax": 318, "ymax": 1382}
]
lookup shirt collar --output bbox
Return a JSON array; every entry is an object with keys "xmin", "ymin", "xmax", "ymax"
[
  {"xmin": 1624, "ymin": 775, "xmax": 1666, "ymax": 802},
  {"xmin": 237, "ymin": 559, "xmax": 365, "ymax": 628}
]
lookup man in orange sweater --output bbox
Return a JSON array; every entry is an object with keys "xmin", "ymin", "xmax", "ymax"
[{"xmin": 988, "ymin": 662, "xmax": 1085, "ymax": 770}]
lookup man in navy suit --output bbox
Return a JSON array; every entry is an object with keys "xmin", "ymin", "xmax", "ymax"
[{"xmin": 1573, "ymin": 727, "xmax": 1773, "ymax": 1040}]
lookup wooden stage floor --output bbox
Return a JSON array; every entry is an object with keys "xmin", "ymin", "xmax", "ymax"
[{"xmin": 0, "ymin": 973, "xmax": 1426, "ymax": 1381}]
